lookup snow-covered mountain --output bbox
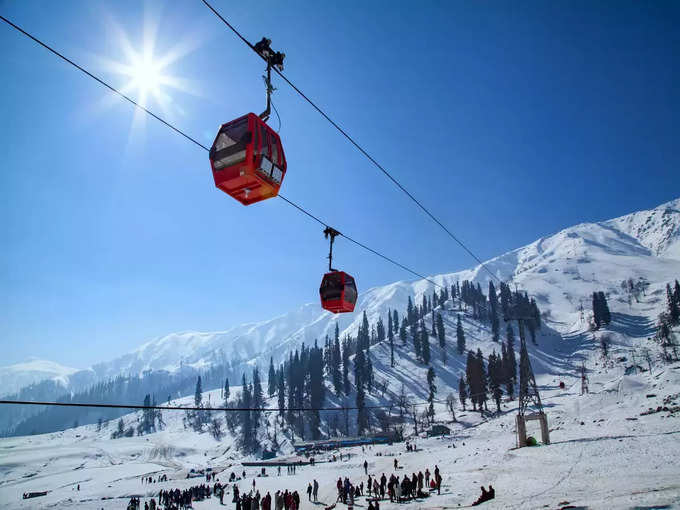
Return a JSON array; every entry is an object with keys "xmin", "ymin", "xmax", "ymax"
[
  {"xmin": 3, "ymin": 197, "xmax": 679, "ymax": 395},
  {"xmin": 0, "ymin": 359, "xmax": 79, "ymax": 397}
]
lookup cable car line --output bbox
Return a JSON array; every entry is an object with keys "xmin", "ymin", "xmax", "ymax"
[
  {"xmin": 0, "ymin": 399, "xmax": 440, "ymax": 413},
  {"xmin": 0, "ymin": 14, "xmax": 442, "ymax": 289},
  {"xmin": 277, "ymin": 195, "xmax": 442, "ymax": 289},
  {"xmin": 199, "ymin": 0, "xmax": 501, "ymax": 284}
]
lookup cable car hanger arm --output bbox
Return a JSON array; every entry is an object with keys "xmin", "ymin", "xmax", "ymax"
[
  {"xmin": 323, "ymin": 226, "xmax": 340, "ymax": 272},
  {"xmin": 253, "ymin": 37, "xmax": 284, "ymax": 122}
]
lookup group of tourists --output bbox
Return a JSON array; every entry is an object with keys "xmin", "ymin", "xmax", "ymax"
[
  {"xmin": 233, "ymin": 485, "xmax": 301, "ymax": 510},
  {"xmin": 306, "ymin": 479, "xmax": 320, "ymax": 502},
  {"xmin": 334, "ymin": 463, "xmax": 442, "ymax": 507},
  {"xmin": 471, "ymin": 485, "xmax": 495, "ymax": 506},
  {"xmin": 128, "ymin": 482, "xmax": 226, "ymax": 509},
  {"xmin": 141, "ymin": 474, "xmax": 169, "ymax": 484},
  {"xmin": 166, "ymin": 483, "xmax": 222, "ymax": 508}
]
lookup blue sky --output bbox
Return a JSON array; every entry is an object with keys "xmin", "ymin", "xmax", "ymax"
[{"xmin": 1, "ymin": 0, "xmax": 679, "ymax": 368}]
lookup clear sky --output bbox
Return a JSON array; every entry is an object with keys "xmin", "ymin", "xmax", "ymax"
[{"xmin": 1, "ymin": 0, "xmax": 679, "ymax": 368}]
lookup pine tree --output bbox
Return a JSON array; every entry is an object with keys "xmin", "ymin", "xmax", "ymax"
[
  {"xmin": 436, "ymin": 312, "xmax": 446, "ymax": 362},
  {"xmin": 501, "ymin": 342, "xmax": 514, "ymax": 398},
  {"xmin": 252, "ymin": 367, "xmax": 263, "ymax": 428},
  {"xmin": 488, "ymin": 352, "xmax": 503, "ymax": 412},
  {"xmin": 354, "ymin": 350, "xmax": 368, "ymax": 434},
  {"xmin": 599, "ymin": 291, "xmax": 611, "ymax": 325},
  {"xmin": 377, "ymin": 316, "xmax": 386, "ymax": 344},
  {"xmin": 458, "ymin": 377, "xmax": 467, "ymax": 411},
  {"xmin": 268, "ymin": 357, "xmax": 276, "ymax": 397},
  {"xmin": 489, "ymin": 281, "xmax": 499, "ymax": 342},
  {"xmin": 400, "ymin": 318, "xmax": 407, "ymax": 345},
  {"xmin": 456, "ymin": 314, "xmax": 466, "ymax": 354},
  {"xmin": 421, "ymin": 323, "xmax": 431, "ymax": 364},
  {"xmin": 277, "ymin": 369, "xmax": 285, "ymax": 416},
  {"xmin": 667, "ymin": 283, "xmax": 679, "ymax": 325},
  {"xmin": 141, "ymin": 394, "xmax": 153, "ymax": 434},
  {"xmin": 593, "ymin": 291, "xmax": 611, "ymax": 328},
  {"xmin": 531, "ymin": 298, "xmax": 541, "ymax": 330},
  {"xmin": 366, "ymin": 355, "xmax": 374, "ymax": 393},
  {"xmin": 407, "ymin": 296, "xmax": 415, "ymax": 325},
  {"xmin": 361, "ymin": 311, "xmax": 370, "ymax": 351},
  {"xmin": 224, "ymin": 378, "xmax": 230, "ymax": 402},
  {"xmin": 240, "ymin": 373, "xmax": 254, "ymax": 450},
  {"xmin": 342, "ymin": 338, "xmax": 350, "ymax": 395},
  {"xmin": 253, "ymin": 367, "xmax": 263, "ymax": 408},
  {"xmin": 592, "ymin": 292, "xmax": 601, "ymax": 329},
  {"xmin": 392, "ymin": 310, "xmax": 399, "ymax": 338},
  {"xmin": 333, "ymin": 326, "xmax": 343, "ymax": 395},
  {"xmin": 427, "ymin": 367, "xmax": 437, "ymax": 423},
  {"xmin": 413, "ymin": 321, "xmax": 421, "ymax": 359},
  {"xmin": 476, "ymin": 349, "xmax": 488, "ymax": 412},
  {"xmin": 309, "ymin": 341, "xmax": 325, "ymax": 439},
  {"xmin": 500, "ymin": 282, "xmax": 511, "ymax": 319},
  {"xmin": 388, "ymin": 308, "xmax": 395, "ymax": 367},
  {"xmin": 465, "ymin": 351, "xmax": 478, "ymax": 411},
  {"xmin": 506, "ymin": 324, "xmax": 517, "ymax": 385},
  {"xmin": 194, "ymin": 376, "xmax": 203, "ymax": 407}
]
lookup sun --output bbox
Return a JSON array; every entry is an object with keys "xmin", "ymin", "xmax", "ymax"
[
  {"xmin": 130, "ymin": 56, "xmax": 162, "ymax": 97},
  {"xmin": 123, "ymin": 50, "xmax": 167, "ymax": 107}
]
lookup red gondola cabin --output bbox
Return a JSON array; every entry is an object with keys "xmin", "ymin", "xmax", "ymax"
[
  {"xmin": 209, "ymin": 113, "xmax": 286, "ymax": 205},
  {"xmin": 320, "ymin": 271, "xmax": 357, "ymax": 313}
]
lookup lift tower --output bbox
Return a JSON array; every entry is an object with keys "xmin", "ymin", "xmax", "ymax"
[{"xmin": 505, "ymin": 292, "xmax": 550, "ymax": 447}]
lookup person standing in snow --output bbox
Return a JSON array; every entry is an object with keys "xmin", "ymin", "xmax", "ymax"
[
  {"xmin": 307, "ymin": 483, "xmax": 312, "ymax": 501},
  {"xmin": 313, "ymin": 479, "xmax": 319, "ymax": 501}
]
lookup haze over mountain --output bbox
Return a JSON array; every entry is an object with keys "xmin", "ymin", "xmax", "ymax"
[{"xmin": 0, "ymin": 359, "xmax": 78, "ymax": 398}]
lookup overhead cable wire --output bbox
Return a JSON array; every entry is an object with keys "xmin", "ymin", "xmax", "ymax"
[
  {"xmin": 0, "ymin": 399, "xmax": 440, "ymax": 412},
  {"xmin": 277, "ymin": 195, "xmax": 442, "ymax": 288},
  {"xmin": 0, "ymin": 14, "xmax": 442, "ymax": 289},
  {"xmin": 199, "ymin": 0, "xmax": 501, "ymax": 283}
]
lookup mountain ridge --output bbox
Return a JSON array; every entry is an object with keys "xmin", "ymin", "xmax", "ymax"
[{"xmin": 3, "ymin": 197, "xmax": 678, "ymax": 396}]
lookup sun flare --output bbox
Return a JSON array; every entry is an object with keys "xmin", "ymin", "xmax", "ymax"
[{"xmin": 93, "ymin": 11, "xmax": 201, "ymax": 126}]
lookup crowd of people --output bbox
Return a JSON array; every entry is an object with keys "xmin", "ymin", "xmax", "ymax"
[
  {"xmin": 334, "ymin": 463, "xmax": 442, "ymax": 506},
  {"xmin": 233, "ymin": 487, "xmax": 300, "ymax": 510},
  {"xmin": 115, "ymin": 440, "xmax": 499, "ymax": 510},
  {"xmin": 125, "ymin": 482, "xmax": 226, "ymax": 510},
  {"xmin": 141, "ymin": 474, "xmax": 169, "ymax": 484}
]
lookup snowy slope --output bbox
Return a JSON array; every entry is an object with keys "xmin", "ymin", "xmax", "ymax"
[
  {"xmin": 2, "ymin": 317, "xmax": 679, "ymax": 509},
  {"xmin": 84, "ymin": 197, "xmax": 680, "ymax": 375},
  {"xmin": 1, "ymin": 199, "xmax": 680, "ymax": 508},
  {"xmin": 4, "ymin": 198, "xmax": 679, "ymax": 399},
  {"xmin": 0, "ymin": 359, "xmax": 79, "ymax": 398}
]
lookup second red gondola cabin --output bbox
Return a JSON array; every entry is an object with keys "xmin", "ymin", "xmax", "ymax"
[
  {"xmin": 209, "ymin": 113, "xmax": 286, "ymax": 205},
  {"xmin": 320, "ymin": 271, "xmax": 357, "ymax": 313}
]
